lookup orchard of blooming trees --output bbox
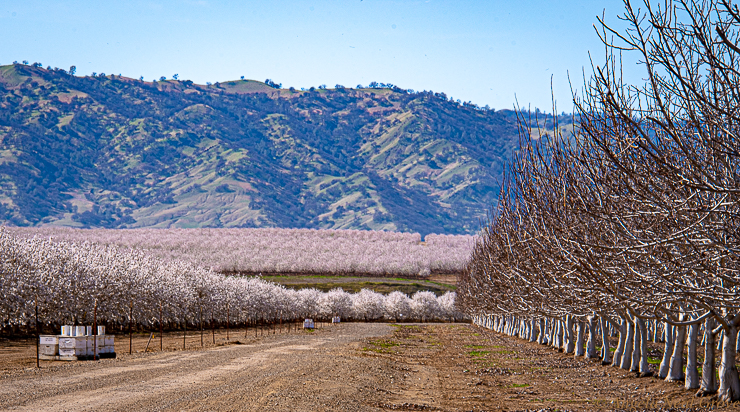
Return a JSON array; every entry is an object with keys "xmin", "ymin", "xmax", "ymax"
[
  {"xmin": 8, "ymin": 228, "xmax": 475, "ymax": 277},
  {"xmin": 0, "ymin": 228, "xmax": 461, "ymax": 336},
  {"xmin": 459, "ymin": 0, "xmax": 740, "ymax": 403}
]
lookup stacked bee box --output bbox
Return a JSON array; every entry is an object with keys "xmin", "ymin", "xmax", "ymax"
[
  {"xmin": 38, "ymin": 326, "xmax": 115, "ymax": 361},
  {"xmin": 39, "ymin": 336, "xmax": 59, "ymax": 358},
  {"xmin": 57, "ymin": 335, "xmax": 88, "ymax": 360}
]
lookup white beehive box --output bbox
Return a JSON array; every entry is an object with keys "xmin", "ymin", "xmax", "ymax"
[
  {"xmin": 40, "ymin": 326, "xmax": 114, "ymax": 361},
  {"xmin": 58, "ymin": 348, "xmax": 77, "ymax": 357},
  {"xmin": 40, "ymin": 344, "xmax": 59, "ymax": 356},
  {"xmin": 87, "ymin": 336, "xmax": 104, "ymax": 348},
  {"xmin": 303, "ymin": 319, "xmax": 315, "ymax": 329},
  {"xmin": 59, "ymin": 336, "xmax": 87, "ymax": 351},
  {"xmin": 90, "ymin": 337, "xmax": 105, "ymax": 355},
  {"xmin": 40, "ymin": 335, "xmax": 58, "ymax": 345}
]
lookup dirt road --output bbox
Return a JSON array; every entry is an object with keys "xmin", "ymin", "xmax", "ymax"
[
  {"xmin": 1, "ymin": 323, "xmax": 736, "ymax": 411},
  {"xmin": 0, "ymin": 323, "xmax": 398, "ymax": 411}
]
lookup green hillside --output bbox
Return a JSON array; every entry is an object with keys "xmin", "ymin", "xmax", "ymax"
[{"xmin": 0, "ymin": 64, "xmax": 562, "ymax": 235}]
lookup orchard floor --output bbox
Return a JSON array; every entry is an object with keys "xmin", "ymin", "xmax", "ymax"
[{"xmin": 0, "ymin": 322, "xmax": 737, "ymax": 411}]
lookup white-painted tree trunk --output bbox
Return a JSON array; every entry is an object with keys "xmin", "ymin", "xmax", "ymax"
[
  {"xmin": 538, "ymin": 317, "xmax": 547, "ymax": 345},
  {"xmin": 718, "ymin": 322, "xmax": 740, "ymax": 402},
  {"xmin": 620, "ymin": 316, "xmax": 634, "ymax": 370},
  {"xmin": 586, "ymin": 315, "xmax": 597, "ymax": 358},
  {"xmin": 575, "ymin": 320, "xmax": 585, "ymax": 357},
  {"xmin": 685, "ymin": 321, "xmax": 700, "ymax": 389},
  {"xmin": 565, "ymin": 315, "xmax": 575, "ymax": 354},
  {"xmin": 559, "ymin": 319, "xmax": 566, "ymax": 350},
  {"xmin": 517, "ymin": 318, "xmax": 523, "ymax": 338},
  {"xmin": 612, "ymin": 317, "xmax": 626, "ymax": 367},
  {"xmin": 530, "ymin": 318, "xmax": 538, "ymax": 342},
  {"xmin": 717, "ymin": 329, "xmax": 724, "ymax": 351},
  {"xmin": 600, "ymin": 317, "xmax": 611, "ymax": 365},
  {"xmin": 638, "ymin": 318, "xmax": 650, "ymax": 375},
  {"xmin": 666, "ymin": 320, "xmax": 686, "ymax": 382},
  {"xmin": 698, "ymin": 317, "xmax": 717, "ymax": 396},
  {"xmin": 630, "ymin": 317, "xmax": 641, "ymax": 373},
  {"xmin": 549, "ymin": 318, "xmax": 556, "ymax": 347},
  {"xmin": 658, "ymin": 322, "xmax": 674, "ymax": 378}
]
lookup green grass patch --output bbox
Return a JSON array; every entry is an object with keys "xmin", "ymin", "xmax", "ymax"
[
  {"xmin": 494, "ymin": 350, "xmax": 517, "ymax": 355},
  {"xmin": 512, "ymin": 383, "xmax": 529, "ymax": 388},
  {"xmin": 468, "ymin": 350, "xmax": 490, "ymax": 357},
  {"xmin": 369, "ymin": 339, "xmax": 399, "ymax": 348},
  {"xmin": 465, "ymin": 345, "xmax": 487, "ymax": 349},
  {"xmin": 648, "ymin": 357, "xmax": 661, "ymax": 365},
  {"xmin": 391, "ymin": 324, "xmax": 421, "ymax": 331}
]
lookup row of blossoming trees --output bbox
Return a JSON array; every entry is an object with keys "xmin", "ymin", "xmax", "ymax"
[
  {"xmin": 8, "ymin": 227, "xmax": 475, "ymax": 277},
  {"xmin": 459, "ymin": 0, "xmax": 740, "ymax": 403},
  {"xmin": 0, "ymin": 228, "xmax": 460, "ymax": 337}
]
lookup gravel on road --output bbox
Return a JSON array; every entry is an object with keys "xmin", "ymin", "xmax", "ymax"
[{"xmin": 0, "ymin": 323, "xmax": 398, "ymax": 412}]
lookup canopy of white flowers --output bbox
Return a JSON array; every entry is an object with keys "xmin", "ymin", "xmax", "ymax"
[
  {"xmin": 8, "ymin": 228, "xmax": 476, "ymax": 276},
  {"xmin": 0, "ymin": 228, "xmax": 462, "ymax": 331}
]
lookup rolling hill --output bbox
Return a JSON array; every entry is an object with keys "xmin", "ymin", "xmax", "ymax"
[{"xmin": 0, "ymin": 63, "xmax": 565, "ymax": 235}]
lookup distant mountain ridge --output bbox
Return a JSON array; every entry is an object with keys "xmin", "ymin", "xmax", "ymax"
[{"xmin": 0, "ymin": 64, "xmax": 565, "ymax": 235}]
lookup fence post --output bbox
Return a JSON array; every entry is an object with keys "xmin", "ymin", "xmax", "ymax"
[
  {"xmin": 129, "ymin": 302, "xmax": 133, "ymax": 355},
  {"xmin": 93, "ymin": 299, "xmax": 98, "ymax": 360},
  {"xmin": 35, "ymin": 294, "xmax": 39, "ymax": 369}
]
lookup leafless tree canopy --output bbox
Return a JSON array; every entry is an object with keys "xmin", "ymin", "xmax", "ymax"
[{"xmin": 459, "ymin": 0, "xmax": 740, "ymax": 402}]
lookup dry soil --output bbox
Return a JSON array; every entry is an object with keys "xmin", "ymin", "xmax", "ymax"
[{"xmin": 0, "ymin": 323, "xmax": 737, "ymax": 411}]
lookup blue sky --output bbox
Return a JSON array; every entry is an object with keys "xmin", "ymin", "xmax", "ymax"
[{"xmin": 0, "ymin": 0, "xmax": 638, "ymax": 112}]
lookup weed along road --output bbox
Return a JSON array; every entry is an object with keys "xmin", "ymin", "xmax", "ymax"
[{"xmin": 2, "ymin": 322, "xmax": 730, "ymax": 411}]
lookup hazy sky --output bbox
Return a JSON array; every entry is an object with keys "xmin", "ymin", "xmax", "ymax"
[{"xmin": 1, "ymin": 0, "xmax": 639, "ymax": 112}]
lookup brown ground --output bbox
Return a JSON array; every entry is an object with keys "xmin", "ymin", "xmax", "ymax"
[
  {"xmin": 0, "ymin": 323, "xmax": 737, "ymax": 411},
  {"xmin": 427, "ymin": 274, "xmax": 458, "ymax": 286}
]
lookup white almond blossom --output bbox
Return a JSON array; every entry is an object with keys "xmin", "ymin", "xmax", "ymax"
[{"xmin": 0, "ymin": 228, "xmax": 460, "ymax": 331}]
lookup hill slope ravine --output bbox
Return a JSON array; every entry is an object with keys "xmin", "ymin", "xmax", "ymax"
[{"xmin": 0, "ymin": 64, "xmax": 575, "ymax": 235}]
